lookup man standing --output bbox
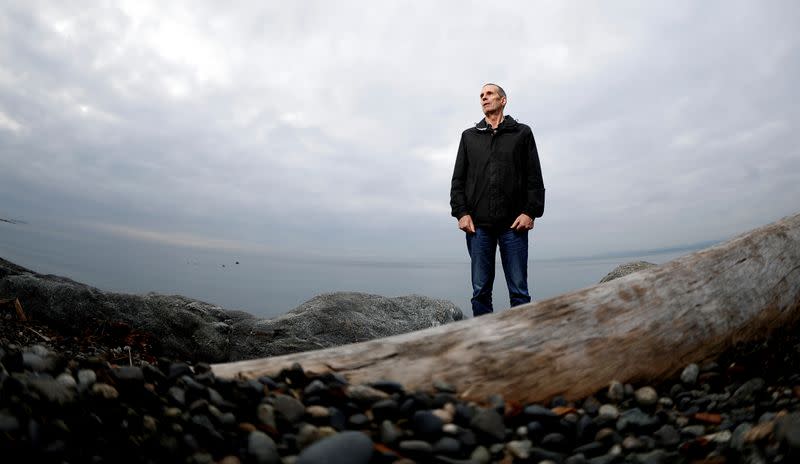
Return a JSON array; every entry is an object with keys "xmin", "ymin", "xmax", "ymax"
[{"xmin": 450, "ymin": 83, "xmax": 545, "ymax": 317}]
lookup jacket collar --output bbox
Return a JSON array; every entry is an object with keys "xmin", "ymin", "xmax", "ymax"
[{"xmin": 475, "ymin": 115, "xmax": 518, "ymax": 131}]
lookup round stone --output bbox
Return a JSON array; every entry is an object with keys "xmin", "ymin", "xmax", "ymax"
[
  {"xmin": 681, "ymin": 364, "xmax": 700, "ymax": 385},
  {"xmin": 634, "ymin": 386, "xmax": 658, "ymax": 407},
  {"xmin": 247, "ymin": 430, "xmax": 279, "ymax": 464},
  {"xmin": 607, "ymin": 381, "xmax": 625, "ymax": 402},
  {"xmin": 598, "ymin": 404, "xmax": 619, "ymax": 420},
  {"xmin": 470, "ymin": 407, "xmax": 506, "ymax": 442},
  {"xmin": 296, "ymin": 431, "xmax": 373, "ymax": 464}
]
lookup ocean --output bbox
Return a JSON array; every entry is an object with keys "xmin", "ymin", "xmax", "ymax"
[{"xmin": 0, "ymin": 222, "xmax": 691, "ymax": 319}]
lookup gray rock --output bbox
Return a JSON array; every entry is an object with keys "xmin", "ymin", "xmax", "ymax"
[
  {"xmin": 0, "ymin": 258, "xmax": 461, "ymax": 362},
  {"xmin": 653, "ymin": 424, "xmax": 680, "ymax": 447},
  {"xmin": 607, "ymin": 381, "xmax": 625, "ymax": 402},
  {"xmin": 27, "ymin": 377, "xmax": 76, "ymax": 405},
  {"xmin": 598, "ymin": 261, "xmax": 657, "ymax": 283},
  {"xmin": 470, "ymin": 446, "xmax": 491, "ymax": 464},
  {"xmin": 247, "ymin": 430, "xmax": 280, "ymax": 464},
  {"xmin": 506, "ymin": 439, "xmax": 532, "ymax": 459},
  {"xmin": 634, "ymin": 386, "xmax": 658, "ymax": 407},
  {"xmin": 22, "ymin": 353, "xmax": 47, "ymax": 372},
  {"xmin": 296, "ymin": 431, "xmax": 373, "ymax": 464},
  {"xmin": 616, "ymin": 408, "xmax": 659, "ymax": 433},
  {"xmin": 775, "ymin": 413, "xmax": 800, "ymax": 451},
  {"xmin": 731, "ymin": 423, "xmax": 753, "ymax": 451},
  {"xmin": 273, "ymin": 394, "xmax": 306, "ymax": 424},
  {"xmin": 470, "ymin": 407, "xmax": 506, "ymax": 442},
  {"xmin": 56, "ymin": 372, "xmax": 77, "ymax": 388},
  {"xmin": 680, "ymin": 363, "xmax": 700, "ymax": 385},
  {"xmin": 598, "ymin": 404, "xmax": 619, "ymax": 420},
  {"xmin": 729, "ymin": 378, "xmax": 766, "ymax": 406}
]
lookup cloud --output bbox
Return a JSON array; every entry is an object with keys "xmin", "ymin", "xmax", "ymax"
[{"xmin": 0, "ymin": 0, "xmax": 798, "ymax": 262}]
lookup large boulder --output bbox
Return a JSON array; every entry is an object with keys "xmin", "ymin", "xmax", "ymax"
[
  {"xmin": 0, "ymin": 257, "xmax": 462, "ymax": 362},
  {"xmin": 598, "ymin": 260, "xmax": 657, "ymax": 283}
]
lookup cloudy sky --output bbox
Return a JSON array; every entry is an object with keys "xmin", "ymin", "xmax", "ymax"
[{"xmin": 1, "ymin": 0, "xmax": 798, "ymax": 265}]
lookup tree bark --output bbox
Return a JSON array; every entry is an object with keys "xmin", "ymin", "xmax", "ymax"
[{"xmin": 211, "ymin": 212, "xmax": 800, "ymax": 404}]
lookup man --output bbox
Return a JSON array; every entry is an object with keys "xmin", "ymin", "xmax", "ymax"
[{"xmin": 450, "ymin": 83, "xmax": 545, "ymax": 317}]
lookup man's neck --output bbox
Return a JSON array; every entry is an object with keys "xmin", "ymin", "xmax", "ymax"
[{"xmin": 484, "ymin": 112, "xmax": 504, "ymax": 129}]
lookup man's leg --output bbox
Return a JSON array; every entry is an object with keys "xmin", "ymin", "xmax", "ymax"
[
  {"xmin": 466, "ymin": 227, "xmax": 496, "ymax": 316},
  {"xmin": 498, "ymin": 228, "xmax": 531, "ymax": 307}
]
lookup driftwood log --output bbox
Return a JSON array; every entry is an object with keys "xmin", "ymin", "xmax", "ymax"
[{"xmin": 212, "ymin": 212, "xmax": 800, "ymax": 404}]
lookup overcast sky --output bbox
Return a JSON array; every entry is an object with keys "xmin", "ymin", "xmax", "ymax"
[{"xmin": 1, "ymin": 0, "xmax": 798, "ymax": 264}]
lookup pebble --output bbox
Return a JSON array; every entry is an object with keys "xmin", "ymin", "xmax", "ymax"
[
  {"xmin": 273, "ymin": 394, "xmax": 306, "ymax": 424},
  {"xmin": 634, "ymin": 386, "xmax": 658, "ymax": 407},
  {"xmin": 681, "ymin": 363, "xmax": 700, "ymax": 385},
  {"xmin": 598, "ymin": 404, "xmax": 619, "ymax": 420},
  {"xmin": 296, "ymin": 431, "xmax": 373, "ymax": 464},
  {"xmin": 3, "ymin": 315, "xmax": 800, "ymax": 464},
  {"xmin": 607, "ymin": 381, "xmax": 625, "ymax": 402},
  {"xmin": 248, "ymin": 430, "xmax": 280, "ymax": 464},
  {"xmin": 470, "ymin": 407, "xmax": 506, "ymax": 442},
  {"xmin": 347, "ymin": 384, "xmax": 389, "ymax": 403},
  {"xmin": 91, "ymin": 382, "xmax": 119, "ymax": 400}
]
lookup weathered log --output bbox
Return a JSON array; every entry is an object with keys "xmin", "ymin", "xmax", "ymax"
[{"xmin": 212, "ymin": 212, "xmax": 800, "ymax": 404}]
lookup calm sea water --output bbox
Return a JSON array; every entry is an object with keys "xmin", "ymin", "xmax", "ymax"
[{"xmin": 0, "ymin": 222, "xmax": 688, "ymax": 319}]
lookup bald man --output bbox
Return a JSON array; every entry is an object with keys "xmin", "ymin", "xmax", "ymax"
[{"xmin": 450, "ymin": 83, "xmax": 545, "ymax": 316}]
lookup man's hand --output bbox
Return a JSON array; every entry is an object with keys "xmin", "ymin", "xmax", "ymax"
[
  {"xmin": 458, "ymin": 214, "xmax": 476, "ymax": 234},
  {"xmin": 511, "ymin": 213, "xmax": 534, "ymax": 231}
]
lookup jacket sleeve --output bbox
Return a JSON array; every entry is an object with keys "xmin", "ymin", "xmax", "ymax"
[
  {"xmin": 523, "ymin": 129, "xmax": 545, "ymax": 218},
  {"xmin": 450, "ymin": 134, "xmax": 470, "ymax": 219}
]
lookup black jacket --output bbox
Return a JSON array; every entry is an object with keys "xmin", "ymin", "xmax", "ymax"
[{"xmin": 450, "ymin": 116, "xmax": 545, "ymax": 228}]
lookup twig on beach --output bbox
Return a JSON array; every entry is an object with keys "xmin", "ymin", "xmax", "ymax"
[{"xmin": 26, "ymin": 326, "xmax": 50, "ymax": 342}]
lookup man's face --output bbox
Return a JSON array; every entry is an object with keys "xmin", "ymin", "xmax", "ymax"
[{"xmin": 480, "ymin": 85, "xmax": 506, "ymax": 115}]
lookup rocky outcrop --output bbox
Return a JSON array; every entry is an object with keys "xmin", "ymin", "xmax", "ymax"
[
  {"xmin": 0, "ymin": 258, "xmax": 462, "ymax": 363},
  {"xmin": 598, "ymin": 260, "xmax": 657, "ymax": 283}
]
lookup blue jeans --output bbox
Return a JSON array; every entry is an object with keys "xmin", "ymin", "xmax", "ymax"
[{"xmin": 466, "ymin": 227, "xmax": 531, "ymax": 317}]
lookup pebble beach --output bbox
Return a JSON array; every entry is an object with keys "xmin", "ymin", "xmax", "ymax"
[{"xmin": 2, "ymin": 315, "xmax": 800, "ymax": 463}]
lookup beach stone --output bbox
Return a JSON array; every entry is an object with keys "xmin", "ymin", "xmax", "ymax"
[
  {"xmin": 22, "ymin": 352, "xmax": 47, "ymax": 372},
  {"xmin": 257, "ymin": 404, "xmax": 276, "ymax": 428},
  {"xmin": 470, "ymin": 407, "xmax": 506, "ymax": 442},
  {"xmin": 247, "ymin": 431, "xmax": 279, "ymax": 464},
  {"xmin": 296, "ymin": 431, "xmax": 373, "ymax": 464},
  {"xmin": 27, "ymin": 377, "xmax": 76, "ymax": 405},
  {"xmin": 541, "ymin": 432, "xmax": 570, "ymax": 452},
  {"xmin": 616, "ymin": 409, "xmax": 659, "ymax": 433},
  {"xmin": 371, "ymin": 399, "xmax": 398, "ymax": 422},
  {"xmin": 574, "ymin": 442, "xmax": 605, "ymax": 458},
  {"xmin": 347, "ymin": 384, "xmax": 389, "ymax": 404},
  {"xmin": 622, "ymin": 435, "xmax": 645, "ymax": 451},
  {"xmin": 433, "ymin": 436, "xmax": 461, "ymax": 455},
  {"xmin": 91, "ymin": 382, "xmax": 119, "ymax": 400},
  {"xmin": 607, "ymin": 381, "xmax": 625, "ymax": 402},
  {"xmin": 635, "ymin": 387, "xmax": 658, "ymax": 407},
  {"xmin": 0, "ymin": 411, "xmax": 20, "ymax": 433},
  {"xmin": 56, "ymin": 372, "xmax": 77, "ymax": 388},
  {"xmin": 412, "ymin": 410, "xmax": 444, "ymax": 439},
  {"xmin": 348, "ymin": 413, "xmax": 369, "ymax": 428},
  {"xmin": 305, "ymin": 405, "xmax": 329, "ymax": 419},
  {"xmin": 653, "ymin": 424, "xmax": 680, "ymax": 447},
  {"xmin": 524, "ymin": 404, "xmax": 558, "ymax": 424},
  {"xmin": 775, "ymin": 413, "xmax": 800, "ymax": 451},
  {"xmin": 371, "ymin": 419, "xmax": 395, "ymax": 446},
  {"xmin": 470, "ymin": 446, "xmax": 491, "ymax": 464},
  {"xmin": 296, "ymin": 424, "xmax": 321, "ymax": 450},
  {"xmin": 598, "ymin": 404, "xmax": 619, "ymax": 420},
  {"xmin": 729, "ymin": 378, "xmax": 765, "ymax": 405},
  {"xmin": 274, "ymin": 394, "xmax": 306, "ymax": 424},
  {"xmin": 681, "ymin": 425, "xmax": 706, "ymax": 437},
  {"xmin": 506, "ymin": 439, "xmax": 532, "ymax": 459},
  {"xmin": 399, "ymin": 439, "xmax": 433, "ymax": 454},
  {"xmin": 681, "ymin": 364, "xmax": 700, "ymax": 385}
]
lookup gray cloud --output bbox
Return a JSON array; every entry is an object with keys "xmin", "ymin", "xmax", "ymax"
[{"xmin": 1, "ymin": 0, "xmax": 798, "ymax": 264}]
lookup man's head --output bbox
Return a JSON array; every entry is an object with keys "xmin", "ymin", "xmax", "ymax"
[{"xmin": 480, "ymin": 83, "xmax": 506, "ymax": 116}]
